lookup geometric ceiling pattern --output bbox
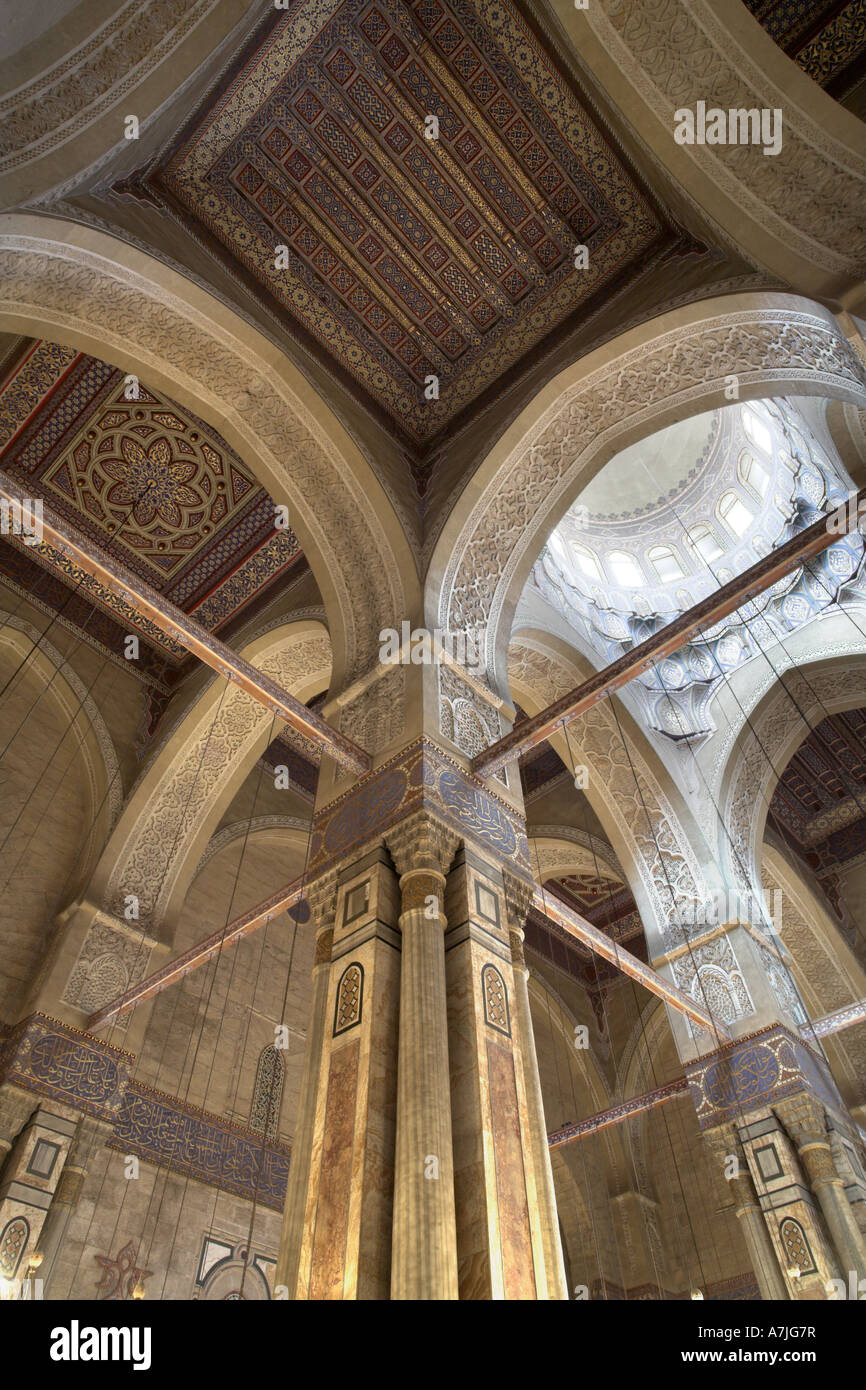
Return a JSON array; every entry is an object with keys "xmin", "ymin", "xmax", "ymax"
[
  {"xmin": 153, "ymin": 0, "xmax": 660, "ymax": 450},
  {"xmin": 0, "ymin": 338, "xmax": 303, "ymax": 680},
  {"xmin": 768, "ymin": 707, "xmax": 866, "ymax": 938},
  {"xmin": 770, "ymin": 707, "xmax": 866, "ymax": 850},
  {"xmin": 743, "ymin": 0, "xmax": 866, "ymax": 106}
]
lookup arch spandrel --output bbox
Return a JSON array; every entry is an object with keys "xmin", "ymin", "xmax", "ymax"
[
  {"xmin": 508, "ymin": 628, "xmax": 717, "ymax": 953},
  {"xmin": 0, "ymin": 214, "xmax": 420, "ymax": 688},
  {"xmin": 760, "ymin": 843, "xmax": 866, "ymax": 1113},
  {"xmin": 431, "ymin": 294, "xmax": 866, "ymax": 697},
  {"xmin": 0, "ymin": 611, "xmax": 120, "ymax": 891},
  {"xmin": 89, "ymin": 618, "xmax": 331, "ymax": 940},
  {"xmin": 556, "ymin": 0, "xmax": 866, "ymax": 302}
]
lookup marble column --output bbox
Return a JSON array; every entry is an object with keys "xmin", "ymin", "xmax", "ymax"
[
  {"xmin": 386, "ymin": 816, "xmax": 460, "ymax": 1301},
  {"xmin": 0, "ymin": 1086, "xmax": 34, "ymax": 1169},
  {"xmin": 0, "ymin": 1097, "xmax": 78, "ymax": 1285},
  {"xmin": 705, "ymin": 1127, "xmax": 788, "ymax": 1300},
  {"xmin": 779, "ymin": 1096, "xmax": 866, "ymax": 1285},
  {"xmin": 275, "ymin": 871, "xmax": 337, "ymax": 1296},
  {"xmin": 504, "ymin": 878, "xmax": 568, "ymax": 1300}
]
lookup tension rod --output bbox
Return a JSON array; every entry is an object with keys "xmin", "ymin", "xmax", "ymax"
[{"xmin": 0, "ymin": 468, "xmax": 371, "ymax": 776}]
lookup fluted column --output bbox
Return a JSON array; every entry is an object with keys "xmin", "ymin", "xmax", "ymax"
[
  {"xmin": 781, "ymin": 1098, "xmax": 866, "ymax": 1284},
  {"xmin": 386, "ymin": 817, "xmax": 460, "ymax": 1300},
  {"xmin": 275, "ymin": 872, "xmax": 337, "ymax": 1295},
  {"xmin": 504, "ymin": 880, "xmax": 568, "ymax": 1300}
]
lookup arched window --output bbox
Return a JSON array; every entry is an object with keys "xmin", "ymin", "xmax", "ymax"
[
  {"xmin": 742, "ymin": 407, "xmax": 772, "ymax": 456},
  {"xmin": 570, "ymin": 543, "xmax": 602, "ymax": 582},
  {"xmin": 738, "ymin": 451, "xmax": 769, "ymax": 499},
  {"xmin": 647, "ymin": 545, "xmax": 685, "ymax": 583},
  {"xmin": 685, "ymin": 525, "xmax": 724, "ymax": 566},
  {"xmin": 716, "ymin": 490, "xmax": 755, "ymax": 538},
  {"xmin": 250, "ymin": 1045, "xmax": 284, "ymax": 1141},
  {"xmin": 607, "ymin": 550, "xmax": 643, "ymax": 587},
  {"xmin": 547, "ymin": 530, "xmax": 569, "ymax": 567}
]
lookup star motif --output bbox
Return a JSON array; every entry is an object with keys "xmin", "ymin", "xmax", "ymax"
[{"xmin": 103, "ymin": 435, "xmax": 202, "ymax": 528}]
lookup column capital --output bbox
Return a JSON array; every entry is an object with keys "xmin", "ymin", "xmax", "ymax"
[
  {"xmin": 0, "ymin": 1084, "xmax": 36, "ymax": 1155},
  {"xmin": 502, "ymin": 870, "xmax": 534, "ymax": 933},
  {"xmin": 776, "ymin": 1093, "xmax": 832, "ymax": 1153},
  {"xmin": 385, "ymin": 812, "xmax": 460, "ymax": 880}
]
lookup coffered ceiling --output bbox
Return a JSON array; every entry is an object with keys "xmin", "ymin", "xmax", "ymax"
[
  {"xmin": 123, "ymin": 0, "xmax": 706, "ymax": 482},
  {"xmin": 0, "ymin": 337, "xmax": 305, "ymax": 686}
]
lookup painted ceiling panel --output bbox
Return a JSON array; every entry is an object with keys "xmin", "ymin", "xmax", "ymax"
[
  {"xmin": 0, "ymin": 339, "xmax": 303, "ymax": 675},
  {"xmin": 153, "ymin": 0, "xmax": 661, "ymax": 447}
]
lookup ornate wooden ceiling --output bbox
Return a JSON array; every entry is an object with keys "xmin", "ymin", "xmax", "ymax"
[
  {"xmin": 743, "ymin": 1, "xmax": 866, "ymax": 106},
  {"xmin": 770, "ymin": 707, "xmax": 866, "ymax": 850},
  {"xmin": 0, "ymin": 338, "xmax": 303, "ymax": 683},
  {"xmin": 147, "ymin": 0, "xmax": 665, "ymax": 458}
]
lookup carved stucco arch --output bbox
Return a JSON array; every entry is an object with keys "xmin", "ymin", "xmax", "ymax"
[
  {"xmin": 195, "ymin": 816, "xmax": 310, "ymax": 877},
  {"xmin": 0, "ymin": 609, "xmax": 120, "ymax": 893},
  {"xmin": 761, "ymin": 841, "xmax": 866, "ymax": 1112},
  {"xmin": 0, "ymin": 214, "xmax": 418, "ymax": 687},
  {"xmin": 0, "ymin": 1, "xmax": 250, "ymax": 207},
  {"xmin": 508, "ymin": 629, "xmax": 714, "ymax": 953},
  {"xmin": 560, "ymin": 0, "xmax": 866, "ymax": 303},
  {"xmin": 528, "ymin": 827, "xmax": 623, "ymax": 887},
  {"xmin": 432, "ymin": 293, "xmax": 866, "ymax": 696},
  {"xmin": 720, "ymin": 649, "xmax": 866, "ymax": 899},
  {"xmin": 90, "ymin": 619, "xmax": 332, "ymax": 937}
]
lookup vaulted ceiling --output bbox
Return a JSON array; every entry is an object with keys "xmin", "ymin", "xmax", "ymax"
[{"xmin": 744, "ymin": 0, "xmax": 866, "ymax": 112}]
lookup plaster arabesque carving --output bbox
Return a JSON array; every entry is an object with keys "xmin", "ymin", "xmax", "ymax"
[
  {"xmin": 0, "ymin": 0, "xmax": 219, "ymax": 173},
  {"xmin": 0, "ymin": 240, "xmax": 403, "ymax": 681},
  {"xmin": 591, "ymin": 0, "xmax": 866, "ymax": 275},
  {"xmin": 724, "ymin": 666, "xmax": 866, "ymax": 895},
  {"xmin": 509, "ymin": 638, "xmax": 707, "ymax": 946},
  {"xmin": 104, "ymin": 635, "xmax": 331, "ymax": 928},
  {"xmin": 442, "ymin": 311, "xmax": 866, "ymax": 686}
]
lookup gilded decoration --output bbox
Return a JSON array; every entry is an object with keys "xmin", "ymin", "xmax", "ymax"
[
  {"xmin": 0, "ymin": 1015, "xmax": 291, "ymax": 1210},
  {"xmin": 0, "ymin": 339, "xmax": 302, "ymax": 663},
  {"xmin": 333, "ymin": 962, "xmax": 364, "ymax": 1034},
  {"xmin": 482, "ymin": 963, "xmax": 510, "ymax": 1036},
  {"xmin": 309, "ymin": 737, "xmax": 531, "ymax": 877},
  {"xmin": 685, "ymin": 1024, "xmax": 842, "ymax": 1130},
  {"xmin": 154, "ymin": 0, "xmax": 660, "ymax": 444}
]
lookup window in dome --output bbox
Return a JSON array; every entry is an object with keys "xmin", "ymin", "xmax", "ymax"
[
  {"xmin": 548, "ymin": 531, "xmax": 569, "ymax": 564},
  {"xmin": 607, "ymin": 550, "xmax": 643, "ymax": 587},
  {"xmin": 571, "ymin": 544, "xmax": 602, "ymax": 581},
  {"xmin": 647, "ymin": 545, "xmax": 685, "ymax": 583},
  {"xmin": 717, "ymin": 491, "xmax": 755, "ymax": 538},
  {"xmin": 742, "ymin": 407, "xmax": 772, "ymax": 456},
  {"xmin": 686, "ymin": 524, "xmax": 724, "ymax": 566},
  {"xmin": 738, "ymin": 451, "xmax": 770, "ymax": 499}
]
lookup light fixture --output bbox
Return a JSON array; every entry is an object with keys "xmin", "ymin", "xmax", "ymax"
[
  {"xmin": 27, "ymin": 1251, "xmax": 43, "ymax": 1272},
  {"xmin": 690, "ymin": 1288, "xmax": 704, "ymax": 1300},
  {"xmin": 132, "ymin": 1282, "xmax": 146, "ymax": 1300}
]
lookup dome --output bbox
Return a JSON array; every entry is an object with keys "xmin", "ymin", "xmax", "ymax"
[{"xmin": 533, "ymin": 398, "xmax": 861, "ymax": 742}]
